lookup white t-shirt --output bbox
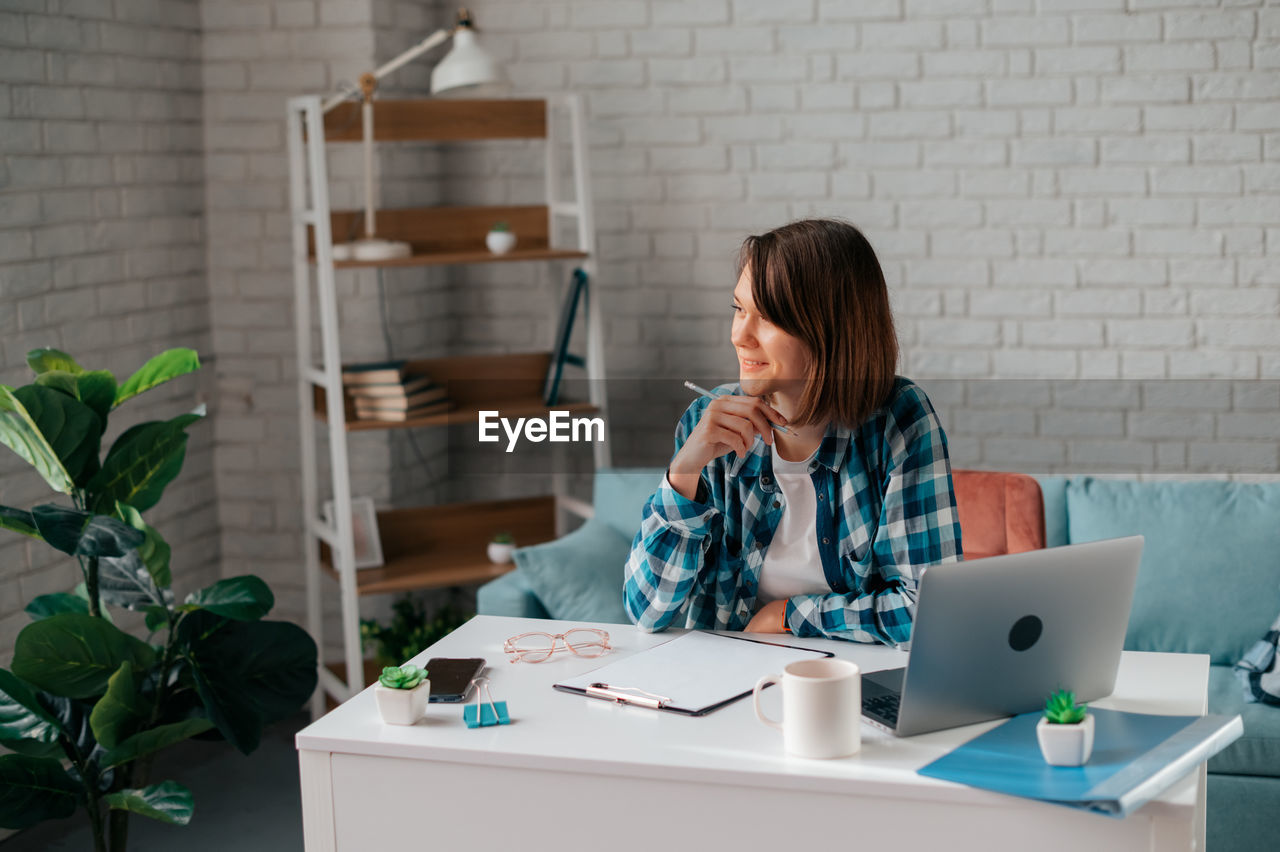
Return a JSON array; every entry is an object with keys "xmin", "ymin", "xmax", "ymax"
[{"xmin": 757, "ymin": 446, "xmax": 830, "ymax": 603}]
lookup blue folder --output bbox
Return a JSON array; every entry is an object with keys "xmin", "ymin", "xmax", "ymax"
[{"xmin": 917, "ymin": 708, "xmax": 1242, "ymax": 817}]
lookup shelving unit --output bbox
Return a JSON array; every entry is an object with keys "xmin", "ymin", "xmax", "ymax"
[{"xmin": 287, "ymin": 95, "xmax": 610, "ymax": 714}]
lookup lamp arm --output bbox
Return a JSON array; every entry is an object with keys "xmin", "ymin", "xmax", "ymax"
[{"xmin": 321, "ymin": 28, "xmax": 453, "ymax": 113}]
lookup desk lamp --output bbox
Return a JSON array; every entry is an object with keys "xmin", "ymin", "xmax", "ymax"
[{"xmin": 323, "ymin": 8, "xmax": 505, "ymax": 262}]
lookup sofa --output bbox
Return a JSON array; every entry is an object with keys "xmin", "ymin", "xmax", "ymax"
[{"xmin": 478, "ymin": 468, "xmax": 1280, "ymax": 852}]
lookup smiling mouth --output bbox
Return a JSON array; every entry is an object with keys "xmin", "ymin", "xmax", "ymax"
[{"xmin": 740, "ymin": 358, "xmax": 768, "ymax": 368}]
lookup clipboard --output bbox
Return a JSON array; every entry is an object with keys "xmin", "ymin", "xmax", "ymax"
[{"xmin": 553, "ymin": 631, "xmax": 834, "ymax": 717}]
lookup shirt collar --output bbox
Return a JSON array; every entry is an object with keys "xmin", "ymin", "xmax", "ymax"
[{"xmin": 726, "ymin": 421, "xmax": 853, "ymax": 477}]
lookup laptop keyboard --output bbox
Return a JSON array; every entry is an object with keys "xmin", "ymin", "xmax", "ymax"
[{"xmin": 863, "ymin": 693, "xmax": 901, "ymax": 726}]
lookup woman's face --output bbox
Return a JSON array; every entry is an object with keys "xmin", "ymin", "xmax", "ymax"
[{"xmin": 730, "ymin": 267, "xmax": 811, "ymax": 402}]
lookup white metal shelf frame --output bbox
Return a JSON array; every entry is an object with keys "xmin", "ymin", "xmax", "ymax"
[{"xmin": 287, "ymin": 94, "xmax": 610, "ymax": 715}]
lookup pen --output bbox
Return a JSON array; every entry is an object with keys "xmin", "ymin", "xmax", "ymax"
[
  {"xmin": 684, "ymin": 381, "xmax": 792, "ymax": 435},
  {"xmin": 585, "ymin": 683, "xmax": 669, "ymax": 710}
]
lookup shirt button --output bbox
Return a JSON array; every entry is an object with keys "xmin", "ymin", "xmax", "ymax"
[
  {"xmin": 822, "ymin": 537, "xmax": 830, "ymax": 545},
  {"xmin": 755, "ymin": 540, "xmax": 764, "ymax": 549},
  {"xmin": 761, "ymin": 476, "xmax": 771, "ymax": 486},
  {"xmin": 817, "ymin": 494, "xmax": 825, "ymax": 502},
  {"xmin": 773, "ymin": 500, "xmax": 781, "ymax": 509}
]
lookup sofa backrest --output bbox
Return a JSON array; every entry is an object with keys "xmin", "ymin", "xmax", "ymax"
[
  {"xmin": 1042, "ymin": 477, "xmax": 1280, "ymax": 665},
  {"xmin": 592, "ymin": 468, "xmax": 666, "ymax": 540}
]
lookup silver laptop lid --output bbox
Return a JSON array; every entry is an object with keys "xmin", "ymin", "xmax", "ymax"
[{"xmin": 894, "ymin": 535, "xmax": 1144, "ymax": 737}]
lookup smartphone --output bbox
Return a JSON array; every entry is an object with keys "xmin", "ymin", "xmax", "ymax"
[{"xmin": 426, "ymin": 657, "xmax": 486, "ymax": 703}]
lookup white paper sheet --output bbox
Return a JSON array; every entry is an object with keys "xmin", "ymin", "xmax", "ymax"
[{"xmin": 555, "ymin": 631, "xmax": 830, "ymax": 714}]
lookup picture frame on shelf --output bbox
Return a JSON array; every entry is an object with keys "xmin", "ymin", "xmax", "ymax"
[
  {"xmin": 543, "ymin": 268, "xmax": 588, "ymax": 406},
  {"xmin": 322, "ymin": 496, "xmax": 385, "ymax": 569}
]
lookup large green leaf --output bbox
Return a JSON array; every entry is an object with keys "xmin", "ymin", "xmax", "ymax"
[
  {"xmin": 104, "ymin": 780, "xmax": 192, "ymax": 825},
  {"xmin": 12, "ymin": 614, "xmax": 156, "ymax": 700},
  {"xmin": 116, "ymin": 503, "xmax": 171, "ymax": 589},
  {"xmin": 26, "ymin": 348, "xmax": 84, "ymax": 376},
  {"xmin": 30, "ymin": 504, "xmax": 144, "ymax": 558},
  {"xmin": 0, "ymin": 505, "xmax": 39, "ymax": 539},
  {"xmin": 27, "ymin": 584, "xmax": 114, "ymax": 625},
  {"xmin": 0, "ymin": 387, "xmax": 75, "ymax": 494},
  {"xmin": 86, "ymin": 412, "xmax": 202, "ymax": 514},
  {"xmin": 0, "ymin": 754, "xmax": 80, "ymax": 829},
  {"xmin": 114, "ymin": 349, "xmax": 200, "ymax": 408},
  {"xmin": 100, "ymin": 718, "xmax": 213, "ymax": 768},
  {"xmin": 97, "ymin": 549, "xmax": 171, "ymax": 613},
  {"xmin": 25, "ymin": 593, "xmax": 89, "ymax": 621},
  {"xmin": 88, "ymin": 663, "xmax": 148, "ymax": 750},
  {"xmin": 184, "ymin": 576, "xmax": 273, "ymax": 621},
  {"xmin": 33, "ymin": 370, "xmax": 80, "ymax": 399},
  {"xmin": 13, "ymin": 385, "xmax": 101, "ymax": 487},
  {"xmin": 0, "ymin": 670, "xmax": 63, "ymax": 744},
  {"xmin": 185, "ymin": 616, "xmax": 317, "ymax": 754},
  {"xmin": 35, "ymin": 369, "xmax": 117, "ymax": 425},
  {"xmin": 73, "ymin": 371, "xmax": 116, "ymax": 424}
]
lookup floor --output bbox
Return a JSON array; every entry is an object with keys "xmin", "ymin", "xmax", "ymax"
[{"xmin": 3, "ymin": 713, "xmax": 308, "ymax": 851}]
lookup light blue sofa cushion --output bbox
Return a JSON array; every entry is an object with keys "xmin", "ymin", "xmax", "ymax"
[
  {"xmin": 1206, "ymin": 665, "xmax": 1280, "ymax": 777},
  {"xmin": 1066, "ymin": 478, "xmax": 1280, "ymax": 665},
  {"xmin": 1034, "ymin": 476, "xmax": 1069, "ymax": 549},
  {"xmin": 592, "ymin": 468, "xmax": 665, "ymax": 540},
  {"xmin": 475, "ymin": 569, "xmax": 549, "ymax": 621},
  {"xmin": 511, "ymin": 518, "xmax": 632, "ymax": 625}
]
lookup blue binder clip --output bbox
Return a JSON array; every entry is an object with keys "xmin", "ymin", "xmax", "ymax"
[{"xmin": 463, "ymin": 677, "xmax": 509, "ymax": 728}]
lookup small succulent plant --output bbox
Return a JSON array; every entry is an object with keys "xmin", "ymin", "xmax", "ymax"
[
  {"xmin": 491, "ymin": 531, "xmax": 515, "ymax": 544},
  {"xmin": 379, "ymin": 664, "xmax": 428, "ymax": 690},
  {"xmin": 489, "ymin": 221, "xmax": 510, "ymax": 233},
  {"xmin": 1043, "ymin": 688, "xmax": 1088, "ymax": 725}
]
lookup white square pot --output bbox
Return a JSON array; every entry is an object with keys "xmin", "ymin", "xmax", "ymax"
[
  {"xmin": 375, "ymin": 680, "xmax": 430, "ymax": 726},
  {"xmin": 1036, "ymin": 714, "xmax": 1095, "ymax": 766}
]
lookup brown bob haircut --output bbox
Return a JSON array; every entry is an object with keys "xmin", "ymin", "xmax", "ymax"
[{"xmin": 737, "ymin": 219, "xmax": 899, "ymax": 430}]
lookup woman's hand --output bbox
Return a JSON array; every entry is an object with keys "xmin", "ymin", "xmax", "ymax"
[
  {"xmin": 667, "ymin": 395, "xmax": 788, "ymax": 500},
  {"xmin": 745, "ymin": 599, "xmax": 788, "ymax": 633}
]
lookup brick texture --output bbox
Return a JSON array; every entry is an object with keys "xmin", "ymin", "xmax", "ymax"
[{"xmin": 4, "ymin": 1, "xmax": 1280, "ymax": 660}]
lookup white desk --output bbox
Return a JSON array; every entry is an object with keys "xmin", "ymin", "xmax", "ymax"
[{"xmin": 297, "ymin": 615, "xmax": 1210, "ymax": 852}]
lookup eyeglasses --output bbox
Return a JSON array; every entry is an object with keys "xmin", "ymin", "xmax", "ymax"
[{"xmin": 504, "ymin": 628, "xmax": 611, "ymax": 663}]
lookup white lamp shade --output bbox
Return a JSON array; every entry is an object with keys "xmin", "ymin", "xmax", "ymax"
[{"xmin": 430, "ymin": 29, "xmax": 503, "ymax": 95}]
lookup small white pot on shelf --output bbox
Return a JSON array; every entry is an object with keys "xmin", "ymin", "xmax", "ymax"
[
  {"xmin": 485, "ymin": 229, "xmax": 517, "ymax": 255},
  {"xmin": 487, "ymin": 541, "xmax": 516, "ymax": 564},
  {"xmin": 1036, "ymin": 714, "xmax": 1095, "ymax": 766},
  {"xmin": 374, "ymin": 680, "xmax": 430, "ymax": 726}
]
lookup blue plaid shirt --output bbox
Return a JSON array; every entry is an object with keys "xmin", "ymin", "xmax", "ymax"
[{"xmin": 624, "ymin": 377, "xmax": 964, "ymax": 646}]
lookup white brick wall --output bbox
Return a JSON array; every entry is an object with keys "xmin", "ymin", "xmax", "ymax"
[
  {"xmin": 451, "ymin": 0, "xmax": 1280, "ymax": 477},
  {"xmin": 0, "ymin": 0, "xmax": 216, "ymax": 659},
  {"xmin": 6, "ymin": 1, "xmax": 1280, "ymax": 654}
]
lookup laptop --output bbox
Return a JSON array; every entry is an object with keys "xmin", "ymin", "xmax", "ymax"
[{"xmin": 861, "ymin": 535, "xmax": 1144, "ymax": 737}]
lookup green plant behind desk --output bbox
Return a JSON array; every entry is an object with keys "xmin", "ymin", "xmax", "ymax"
[
  {"xmin": 361, "ymin": 594, "xmax": 471, "ymax": 667},
  {"xmin": 0, "ymin": 348, "xmax": 318, "ymax": 852}
]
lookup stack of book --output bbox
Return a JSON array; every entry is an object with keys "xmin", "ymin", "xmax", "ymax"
[{"xmin": 342, "ymin": 360, "xmax": 452, "ymax": 422}]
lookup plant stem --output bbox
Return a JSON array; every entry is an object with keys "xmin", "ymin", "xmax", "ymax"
[
  {"xmin": 85, "ymin": 554, "xmax": 101, "ymax": 617},
  {"xmin": 68, "ymin": 742, "xmax": 107, "ymax": 852},
  {"xmin": 108, "ymin": 763, "xmax": 132, "ymax": 852}
]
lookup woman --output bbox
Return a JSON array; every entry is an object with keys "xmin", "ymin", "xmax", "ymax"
[{"xmin": 624, "ymin": 219, "xmax": 963, "ymax": 646}]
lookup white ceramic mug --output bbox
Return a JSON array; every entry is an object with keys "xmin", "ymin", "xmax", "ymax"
[{"xmin": 753, "ymin": 658, "xmax": 862, "ymax": 759}]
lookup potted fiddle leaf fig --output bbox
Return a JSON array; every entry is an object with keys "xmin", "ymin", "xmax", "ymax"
[
  {"xmin": 0, "ymin": 347, "xmax": 318, "ymax": 852},
  {"xmin": 1036, "ymin": 688, "xmax": 1094, "ymax": 766},
  {"xmin": 374, "ymin": 664, "xmax": 430, "ymax": 726}
]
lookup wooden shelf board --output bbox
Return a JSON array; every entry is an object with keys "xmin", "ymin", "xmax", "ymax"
[
  {"xmin": 313, "ymin": 352, "xmax": 597, "ymax": 432},
  {"xmin": 337, "ymin": 398, "xmax": 599, "ymax": 431},
  {"xmin": 308, "ymin": 204, "xmax": 588, "ymax": 269},
  {"xmin": 319, "ymin": 495, "xmax": 556, "ymax": 597},
  {"xmin": 322, "ymin": 99, "xmax": 547, "ymax": 143},
  {"xmin": 329, "ymin": 247, "xmax": 588, "ymax": 269}
]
